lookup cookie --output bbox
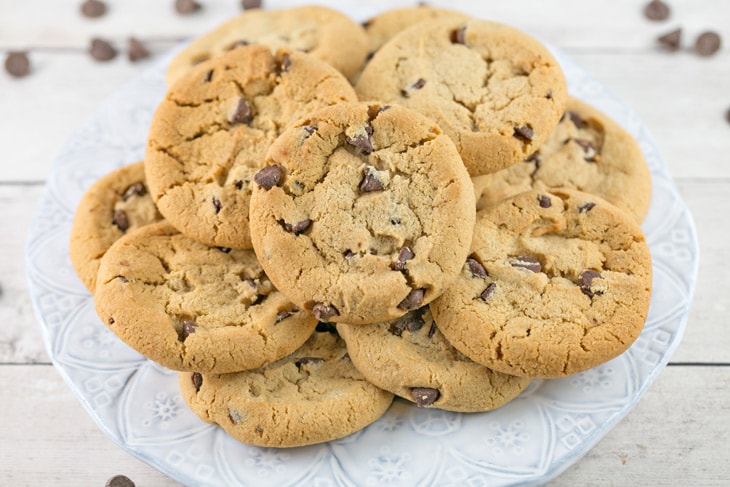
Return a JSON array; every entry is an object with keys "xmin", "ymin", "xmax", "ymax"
[
  {"xmin": 94, "ymin": 221, "xmax": 317, "ymax": 373},
  {"xmin": 249, "ymin": 102, "xmax": 476, "ymax": 325},
  {"xmin": 472, "ymin": 96, "xmax": 652, "ymax": 223},
  {"xmin": 355, "ymin": 18, "xmax": 567, "ymax": 177},
  {"xmin": 166, "ymin": 5, "xmax": 368, "ymax": 85},
  {"xmin": 336, "ymin": 307, "xmax": 531, "ymax": 413},
  {"xmin": 430, "ymin": 189, "xmax": 652, "ymax": 378},
  {"xmin": 69, "ymin": 161, "xmax": 163, "ymax": 292},
  {"xmin": 178, "ymin": 326, "xmax": 394, "ymax": 447},
  {"xmin": 145, "ymin": 44, "xmax": 357, "ymax": 249}
]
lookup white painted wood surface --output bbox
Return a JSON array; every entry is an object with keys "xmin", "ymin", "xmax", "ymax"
[{"xmin": 1, "ymin": 0, "xmax": 729, "ymax": 485}]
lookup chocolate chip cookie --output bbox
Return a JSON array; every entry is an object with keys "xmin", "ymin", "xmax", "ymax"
[
  {"xmin": 430, "ymin": 189, "xmax": 653, "ymax": 378},
  {"xmin": 337, "ymin": 307, "xmax": 531, "ymax": 412},
  {"xmin": 472, "ymin": 96, "xmax": 652, "ymax": 222},
  {"xmin": 355, "ymin": 18, "xmax": 567, "ymax": 176},
  {"xmin": 69, "ymin": 161, "xmax": 163, "ymax": 292},
  {"xmin": 145, "ymin": 44, "xmax": 357, "ymax": 249},
  {"xmin": 94, "ymin": 221, "xmax": 317, "ymax": 373},
  {"xmin": 178, "ymin": 327, "xmax": 394, "ymax": 447},
  {"xmin": 249, "ymin": 102, "xmax": 476, "ymax": 325}
]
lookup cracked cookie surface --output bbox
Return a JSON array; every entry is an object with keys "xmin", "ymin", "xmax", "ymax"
[
  {"xmin": 94, "ymin": 221, "xmax": 317, "ymax": 373},
  {"xmin": 430, "ymin": 189, "xmax": 652, "ymax": 378},
  {"xmin": 178, "ymin": 327, "xmax": 394, "ymax": 447},
  {"xmin": 472, "ymin": 96, "xmax": 652, "ymax": 222},
  {"xmin": 146, "ymin": 45, "xmax": 357, "ymax": 249},
  {"xmin": 166, "ymin": 5, "xmax": 368, "ymax": 86},
  {"xmin": 249, "ymin": 102, "xmax": 476, "ymax": 325},
  {"xmin": 69, "ymin": 161, "xmax": 163, "ymax": 292},
  {"xmin": 355, "ymin": 18, "xmax": 567, "ymax": 177},
  {"xmin": 337, "ymin": 307, "xmax": 530, "ymax": 412}
]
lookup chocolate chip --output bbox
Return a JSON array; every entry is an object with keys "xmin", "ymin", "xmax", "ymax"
[
  {"xmin": 480, "ymin": 282, "xmax": 496, "ymax": 301},
  {"xmin": 112, "ymin": 209, "xmax": 129, "ymax": 232},
  {"xmin": 466, "ymin": 257, "xmax": 488, "ymax": 278},
  {"xmin": 427, "ymin": 321, "xmax": 437, "ymax": 339},
  {"xmin": 175, "ymin": 0, "xmax": 202, "ymax": 15},
  {"xmin": 657, "ymin": 28, "xmax": 682, "ymax": 52},
  {"xmin": 116, "ymin": 276, "xmax": 129, "ymax": 283},
  {"xmin": 105, "ymin": 475, "xmax": 136, "ymax": 487},
  {"xmin": 343, "ymin": 250, "xmax": 355, "ymax": 259},
  {"xmin": 295, "ymin": 357, "xmax": 324, "ymax": 368},
  {"xmin": 316, "ymin": 321, "xmax": 338, "ymax": 333},
  {"xmin": 122, "ymin": 182, "xmax": 146, "ymax": 200},
  {"xmin": 402, "ymin": 78, "xmax": 426, "ymax": 97},
  {"xmin": 234, "ymin": 180, "xmax": 244, "ymax": 190},
  {"xmin": 643, "ymin": 0, "xmax": 670, "ymax": 21},
  {"xmin": 694, "ymin": 31, "xmax": 722, "ymax": 57},
  {"xmin": 390, "ymin": 218, "xmax": 401, "ymax": 225},
  {"xmin": 302, "ymin": 125, "xmax": 318, "ymax": 138},
  {"xmin": 578, "ymin": 201, "xmax": 596, "ymax": 213},
  {"xmin": 397, "ymin": 288, "xmax": 425, "ymax": 310},
  {"xmin": 571, "ymin": 138, "xmax": 599, "ymax": 162},
  {"xmin": 275, "ymin": 310, "xmax": 295, "ymax": 323},
  {"xmin": 450, "ymin": 26, "xmax": 467, "ymax": 45},
  {"xmin": 389, "ymin": 309, "xmax": 425, "ymax": 336},
  {"xmin": 565, "ymin": 111, "xmax": 585, "ymax": 129},
  {"xmin": 226, "ymin": 39, "xmax": 250, "ymax": 51},
  {"xmin": 393, "ymin": 246, "xmax": 414, "ymax": 271},
  {"xmin": 203, "ymin": 69, "xmax": 214, "ymax": 82},
  {"xmin": 4, "ymin": 51, "xmax": 30, "ymax": 78},
  {"xmin": 280, "ymin": 54, "xmax": 291, "ymax": 73},
  {"xmin": 577, "ymin": 270, "xmax": 604, "ymax": 298},
  {"xmin": 410, "ymin": 387, "xmax": 440, "ymax": 407},
  {"xmin": 127, "ymin": 37, "xmax": 150, "ymax": 62},
  {"xmin": 346, "ymin": 126, "xmax": 374, "ymax": 154},
  {"xmin": 510, "ymin": 256, "xmax": 541, "ymax": 273},
  {"xmin": 217, "ymin": 247, "xmax": 232, "ymax": 254},
  {"xmin": 281, "ymin": 219, "xmax": 311, "ymax": 235},
  {"xmin": 229, "ymin": 98, "xmax": 252, "ymax": 124},
  {"xmin": 359, "ymin": 166, "xmax": 385, "ymax": 192},
  {"xmin": 726, "ymin": 107, "xmax": 730, "ymax": 125},
  {"xmin": 253, "ymin": 165, "xmax": 282, "ymax": 190},
  {"xmin": 81, "ymin": 0, "xmax": 107, "ymax": 18},
  {"xmin": 367, "ymin": 104, "xmax": 390, "ymax": 120},
  {"xmin": 546, "ymin": 90, "xmax": 553, "ymax": 99},
  {"xmin": 312, "ymin": 303, "xmax": 339, "ymax": 322},
  {"xmin": 538, "ymin": 195, "xmax": 552, "ymax": 208},
  {"xmin": 241, "ymin": 0, "xmax": 262, "ymax": 9},
  {"xmin": 89, "ymin": 37, "xmax": 117, "ymax": 62},
  {"xmin": 513, "ymin": 125, "xmax": 534, "ymax": 142},
  {"xmin": 108, "ymin": 317, "xmax": 115, "ymax": 325},
  {"xmin": 212, "ymin": 196, "xmax": 222, "ymax": 214},
  {"xmin": 192, "ymin": 373, "xmax": 203, "ymax": 392},
  {"xmin": 179, "ymin": 318, "xmax": 197, "ymax": 342}
]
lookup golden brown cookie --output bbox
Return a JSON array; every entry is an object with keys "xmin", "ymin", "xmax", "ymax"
[
  {"xmin": 472, "ymin": 96, "xmax": 652, "ymax": 222},
  {"xmin": 145, "ymin": 45, "xmax": 357, "ymax": 249},
  {"xmin": 337, "ymin": 306, "xmax": 531, "ymax": 412},
  {"xmin": 69, "ymin": 161, "xmax": 163, "ymax": 292},
  {"xmin": 355, "ymin": 18, "xmax": 567, "ymax": 177},
  {"xmin": 430, "ymin": 189, "xmax": 652, "ymax": 378},
  {"xmin": 178, "ymin": 327, "xmax": 394, "ymax": 448},
  {"xmin": 249, "ymin": 102, "xmax": 476, "ymax": 325},
  {"xmin": 94, "ymin": 221, "xmax": 317, "ymax": 373}
]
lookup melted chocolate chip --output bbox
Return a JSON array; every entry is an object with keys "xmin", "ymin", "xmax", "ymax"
[
  {"xmin": 281, "ymin": 219, "xmax": 311, "ymax": 235},
  {"xmin": 229, "ymin": 98, "xmax": 252, "ymax": 124},
  {"xmin": 411, "ymin": 387, "xmax": 440, "ymax": 407},
  {"xmin": 480, "ymin": 282, "xmax": 496, "ymax": 301},
  {"xmin": 466, "ymin": 257, "xmax": 488, "ymax": 278},
  {"xmin": 566, "ymin": 111, "xmax": 585, "ymax": 129},
  {"xmin": 510, "ymin": 256, "xmax": 542, "ymax": 273},
  {"xmin": 312, "ymin": 303, "xmax": 339, "ymax": 322},
  {"xmin": 89, "ymin": 38, "xmax": 117, "ymax": 62},
  {"xmin": 275, "ymin": 310, "xmax": 295, "ymax": 323},
  {"xmin": 695, "ymin": 31, "xmax": 722, "ymax": 57},
  {"xmin": 122, "ymin": 182, "xmax": 146, "ymax": 200},
  {"xmin": 577, "ymin": 270, "xmax": 604, "ymax": 298},
  {"xmin": 389, "ymin": 309, "xmax": 425, "ymax": 336},
  {"xmin": 450, "ymin": 26, "xmax": 467, "ymax": 45},
  {"xmin": 253, "ymin": 165, "xmax": 282, "ymax": 190},
  {"xmin": 513, "ymin": 125, "xmax": 534, "ymax": 142},
  {"xmin": 346, "ymin": 126, "xmax": 374, "ymax": 154},
  {"xmin": 578, "ymin": 201, "xmax": 596, "ymax": 213},
  {"xmin": 192, "ymin": 372, "xmax": 203, "ymax": 392},
  {"xmin": 112, "ymin": 209, "xmax": 129, "ymax": 232},
  {"xmin": 538, "ymin": 195, "xmax": 552, "ymax": 208},
  {"xmin": 295, "ymin": 357, "xmax": 324, "ymax": 369},
  {"xmin": 81, "ymin": 0, "xmax": 107, "ymax": 18},
  {"xmin": 643, "ymin": 0, "xmax": 670, "ymax": 21},
  {"xmin": 397, "ymin": 288, "xmax": 425, "ymax": 310},
  {"xmin": 393, "ymin": 246, "xmax": 414, "ymax": 271},
  {"xmin": 212, "ymin": 197, "xmax": 222, "ymax": 214},
  {"xmin": 4, "ymin": 51, "xmax": 30, "ymax": 78},
  {"xmin": 179, "ymin": 318, "xmax": 197, "ymax": 342},
  {"xmin": 175, "ymin": 0, "xmax": 202, "ymax": 15},
  {"xmin": 128, "ymin": 37, "xmax": 150, "ymax": 62},
  {"xmin": 658, "ymin": 28, "xmax": 682, "ymax": 52},
  {"xmin": 359, "ymin": 166, "xmax": 385, "ymax": 192}
]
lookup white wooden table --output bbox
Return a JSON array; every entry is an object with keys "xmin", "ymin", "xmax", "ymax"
[{"xmin": 1, "ymin": 0, "xmax": 728, "ymax": 485}]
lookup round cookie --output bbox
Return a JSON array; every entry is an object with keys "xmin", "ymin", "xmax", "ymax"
[
  {"xmin": 249, "ymin": 102, "xmax": 476, "ymax": 325},
  {"xmin": 430, "ymin": 188, "xmax": 652, "ymax": 379},
  {"xmin": 336, "ymin": 306, "xmax": 531, "ymax": 413},
  {"xmin": 69, "ymin": 161, "xmax": 163, "ymax": 292},
  {"xmin": 472, "ymin": 96, "xmax": 652, "ymax": 223},
  {"xmin": 146, "ymin": 44, "xmax": 357, "ymax": 249},
  {"xmin": 166, "ymin": 5, "xmax": 368, "ymax": 85},
  {"xmin": 94, "ymin": 221, "xmax": 317, "ymax": 374},
  {"xmin": 355, "ymin": 18, "xmax": 567, "ymax": 177},
  {"xmin": 178, "ymin": 327, "xmax": 394, "ymax": 448}
]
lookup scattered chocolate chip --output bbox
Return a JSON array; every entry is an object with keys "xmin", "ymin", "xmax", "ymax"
[
  {"xmin": 538, "ymin": 195, "xmax": 552, "ymax": 208},
  {"xmin": 179, "ymin": 318, "xmax": 197, "ymax": 342},
  {"xmin": 280, "ymin": 54, "xmax": 291, "ymax": 73},
  {"xmin": 513, "ymin": 125, "xmax": 534, "ymax": 142},
  {"xmin": 466, "ymin": 257, "xmax": 488, "ymax": 278},
  {"xmin": 127, "ymin": 37, "xmax": 150, "ymax": 62},
  {"xmin": 577, "ymin": 270, "xmax": 604, "ymax": 298},
  {"xmin": 657, "ymin": 28, "xmax": 682, "ymax": 52},
  {"xmin": 389, "ymin": 309, "xmax": 425, "ymax": 336},
  {"xmin": 275, "ymin": 310, "xmax": 295, "ymax": 323},
  {"xmin": 450, "ymin": 26, "xmax": 467, "ymax": 45},
  {"xmin": 253, "ymin": 165, "xmax": 282, "ymax": 190},
  {"xmin": 346, "ymin": 126, "xmax": 374, "ymax": 154},
  {"xmin": 175, "ymin": 0, "xmax": 201, "ymax": 15},
  {"xmin": 4, "ymin": 51, "xmax": 30, "ymax": 78},
  {"xmin": 411, "ymin": 387, "xmax": 440, "ymax": 407},
  {"xmin": 241, "ymin": 0, "xmax": 262, "ymax": 9},
  {"xmin": 229, "ymin": 98, "xmax": 252, "ymax": 124},
  {"xmin": 393, "ymin": 246, "xmax": 415, "ymax": 271},
  {"xmin": 295, "ymin": 357, "xmax": 324, "ymax": 368},
  {"xmin": 397, "ymin": 288, "xmax": 425, "ymax": 310},
  {"xmin": 81, "ymin": 0, "xmax": 107, "ymax": 18},
  {"xmin": 192, "ymin": 372, "xmax": 203, "ymax": 392},
  {"xmin": 316, "ymin": 321, "xmax": 338, "ymax": 333},
  {"xmin": 312, "ymin": 303, "xmax": 339, "ymax": 322},
  {"xmin": 578, "ymin": 201, "xmax": 596, "ymax": 213},
  {"xmin": 281, "ymin": 219, "xmax": 311, "ymax": 235},
  {"xmin": 525, "ymin": 152, "xmax": 541, "ymax": 164},
  {"xmin": 694, "ymin": 31, "xmax": 722, "ymax": 57},
  {"xmin": 510, "ymin": 256, "xmax": 541, "ymax": 273},
  {"xmin": 565, "ymin": 111, "xmax": 585, "ymax": 129},
  {"xmin": 112, "ymin": 209, "xmax": 129, "ymax": 232},
  {"xmin": 359, "ymin": 166, "xmax": 385, "ymax": 192},
  {"xmin": 571, "ymin": 138, "xmax": 600, "ymax": 162},
  {"xmin": 643, "ymin": 0, "xmax": 670, "ymax": 21},
  {"xmin": 122, "ymin": 182, "xmax": 146, "ymax": 200},
  {"xmin": 212, "ymin": 196, "xmax": 222, "ymax": 214},
  {"xmin": 89, "ymin": 37, "xmax": 117, "ymax": 62},
  {"xmin": 480, "ymin": 282, "xmax": 496, "ymax": 301},
  {"xmin": 105, "ymin": 474, "xmax": 136, "ymax": 487}
]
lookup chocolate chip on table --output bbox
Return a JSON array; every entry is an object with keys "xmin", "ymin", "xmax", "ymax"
[
  {"xmin": 89, "ymin": 37, "xmax": 117, "ymax": 62},
  {"xmin": 359, "ymin": 166, "xmax": 385, "ymax": 192},
  {"xmin": 393, "ymin": 246, "xmax": 414, "ymax": 271},
  {"xmin": 450, "ymin": 26, "xmax": 467, "ymax": 45},
  {"xmin": 466, "ymin": 256, "xmax": 487, "ymax": 278},
  {"xmin": 253, "ymin": 165, "xmax": 283, "ymax": 190},
  {"xmin": 175, "ymin": 0, "xmax": 202, "ymax": 15},
  {"xmin": 657, "ymin": 28, "xmax": 682, "ymax": 52},
  {"xmin": 241, "ymin": 0, "xmax": 262, "ymax": 9},
  {"xmin": 694, "ymin": 31, "xmax": 722, "ymax": 57},
  {"xmin": 643, "ymin": 0, "xmax": 670, "ymax": 21},
  {"xmin": 537, "ymin": 195, "xmax": 552, "ymax": 208},
  {"xmin": 127, "ymin": 37, "xmax": 150, "ymax": 62},
  {"xmin": 4, "ymin": 51, "xmax": 30, "ymax": 78},
  {"xmin": 312, "ymin": 303, "xmax": 339, "ymax": 322},
  {"xmin": 112, "ymin": 209, "xmax": 129, "ymax": 232},
  {"xmin": 410, "ymin": 387, "xmax": 440, "ymax": 407},
  {"xmin": 397, "ymin": 288, "xmax": 425, "ymax": 310},
  {"xmin": 513, "ymin": 125, "xmax": 534, "ymax": 142},
  {"xmin": 105, "ymin": 474, "xmax": 136, "ymax": 487},
  {"xmin": 480, "ymin": 282, "xmax": 496, "ymax": 301},
  {"xmin": 192, "ymin": 373, "xmax": 203, "ymax": 392},
  {"xmin": 80, "ymin": 0, "xmax": 107, "ymax": 18},
  {"xmin": 229, "ymin": 98, "xmax": 252, "ymax": 124},
  {"xmin": 577, "ymin": 269, "xmax": 604, "ymax": 298},
  {"xmin": 510, "ymin": 255, "xmax": 542, "ymax": 273}
]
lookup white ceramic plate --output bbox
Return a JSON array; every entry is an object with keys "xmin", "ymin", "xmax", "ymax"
[{"xmin": 26, "ymin": 29, "xmax": 698, "ymax": 487}]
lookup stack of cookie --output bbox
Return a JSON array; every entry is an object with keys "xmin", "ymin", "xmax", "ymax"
[{"xmin": 69, "ymin": 4, "xmax": 653, "ymax": 448}]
